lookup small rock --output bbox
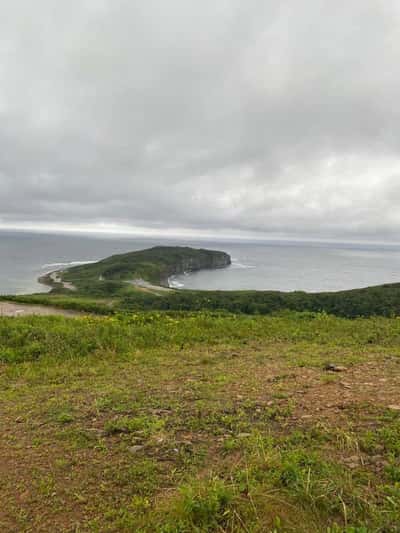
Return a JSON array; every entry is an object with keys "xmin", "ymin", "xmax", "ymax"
[
  {"xmin": 344, "ymin": 455, "xmax": 359, "ymax": 463},
  {"xmin": 324, "ymin": 363, "xmax": 347, "ymax": 372},
  {"xmin": 347, "ymin": 462, "xmax": 359, "ymax": 469},
  {"xmin": 237, "ymin": 432, "xmax": 251, "ymax": 438},
  {"xmin": 177, "ymin": 440, "xmax": 193, "ymax": 447},
  {"xmin": 388, "ymin": 405, "xmax": 400, "ymax": 411},
  {"xmin": 346, "ymin": 455, "xmax": 360, "ymax": 462},
  {"xmin": 128, "ymin": 445, "xmax": 144, "ymax": 454},
  {"xmin": 150, "ymin": 408, "xmax": 171, "ymax": 415},
  {"xmin": 344, "ymin": 455, "xmax": 360, "ymax": 469}
]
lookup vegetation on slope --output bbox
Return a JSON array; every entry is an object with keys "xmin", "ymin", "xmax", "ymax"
[
  {"xmin": 57, "ymin": 246, "xmax": 231, "ymax": 289},
  {"xmin": 119, "ymin": 282, "xmax": 400, "ymax": 318},
  {"xmin": 9, "ymin": 279, "xmax": 400, "ymax": 319},
  {"xmin": 2, "ymin": 310, "xmax": 400, "ymax": 531}
]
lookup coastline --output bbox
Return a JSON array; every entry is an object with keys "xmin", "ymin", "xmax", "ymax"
[
  {"xmin": 37, "ymin": 247, "xmax": 232, "ymax": 294},
  {"xmin": 38, "ymin": 271, "xmax": 77, "ymax": 291}
]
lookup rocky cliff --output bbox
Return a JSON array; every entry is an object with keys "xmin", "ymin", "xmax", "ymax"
[{"xmin": 159, "ymin": 247, "xmax": 231, "ymax": 285}]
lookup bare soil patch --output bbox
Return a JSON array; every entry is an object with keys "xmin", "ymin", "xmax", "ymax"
[{"xmin": 0, "ymin": 301, "xmax": 81, "ymax": 317}]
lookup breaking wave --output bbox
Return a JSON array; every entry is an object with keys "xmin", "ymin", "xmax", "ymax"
[
  {"xmin": 168, "ymin": 276, "xmax": 185, "ymax": 289},
  {"xmin": 231, "ymin": 261, "xmax": 256, "ymax": 269},
  {"xmin": 41, "ymin": 260, "xmax": 97, "ymax": 269}
]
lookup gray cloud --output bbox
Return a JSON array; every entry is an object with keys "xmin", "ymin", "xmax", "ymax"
[{"xmin": 1, "ymin": 0, "xmax": 400, "ymax": 240}]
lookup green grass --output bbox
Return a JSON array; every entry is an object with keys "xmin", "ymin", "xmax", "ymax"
[
  {"xmin": 1, "ymin": 310, "xmax": 400, "ymax": 364},
  {"xmin": 2, "ymin": 310, "xmax": 400, "ymax": 531}
]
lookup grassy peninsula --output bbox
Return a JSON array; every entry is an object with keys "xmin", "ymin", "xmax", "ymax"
[
  {"xmin": 40, "ymin": 246, "xmax": 231, "ymax": 292},
  {"xmin": 3, "ymin": 246, "xmax": 400, "ymax": 531}
]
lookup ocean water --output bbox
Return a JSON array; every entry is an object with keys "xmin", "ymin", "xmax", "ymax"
[
  {"xmin": 170, "ymin": 241, "xmax": 400, "ymax": 292},
  {"xmin": 2, "ymin": 230, "xmax": 400, "ymax": 295}
]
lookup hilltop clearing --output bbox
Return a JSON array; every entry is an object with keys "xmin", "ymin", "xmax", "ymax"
[{"xmin": 1, "ymin": 311, "xmax": 400, "ymax": 531}]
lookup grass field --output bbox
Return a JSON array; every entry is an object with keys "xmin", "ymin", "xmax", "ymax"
[{"xmin": 2, "ymin": 310, "xmax": 400, "ymax": 531}]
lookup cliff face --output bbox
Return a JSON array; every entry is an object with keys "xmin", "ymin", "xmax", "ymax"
[{"xmin": 161, "ymin": 249, "xmax": 231, "ymax": 285}]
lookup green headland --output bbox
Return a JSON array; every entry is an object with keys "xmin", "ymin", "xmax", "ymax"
[{"xmin": 39, "ymin": 245, "xmax": 231, "ymax": 292}]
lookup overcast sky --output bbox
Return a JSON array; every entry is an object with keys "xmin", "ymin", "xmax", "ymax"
[{"xmin": 1, "ymin": 1, "xmax": 400, "ymax": 241}]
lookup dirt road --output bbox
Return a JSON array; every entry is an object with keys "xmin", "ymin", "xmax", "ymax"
[{"xmin": 0, "ymin": 301, "xmax": 81, "ymax": 317}]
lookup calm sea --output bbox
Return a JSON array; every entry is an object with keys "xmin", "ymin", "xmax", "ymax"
[{"xmin": 1, "ymin": 230, "xmax": 400, "ymax": 295}]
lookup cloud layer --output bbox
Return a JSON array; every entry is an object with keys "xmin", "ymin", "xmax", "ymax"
[{"xmin": 1, "ymin": 1, "xmax": 400, "ymax": 240}]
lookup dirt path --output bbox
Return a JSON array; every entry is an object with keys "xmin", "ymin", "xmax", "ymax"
[{"xmin": 0, "ymin": 301, "xmax": 81, "ymax": 317}]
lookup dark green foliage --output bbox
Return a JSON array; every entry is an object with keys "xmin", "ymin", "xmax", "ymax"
[
  {"xmin": 119, "ymin": 282, "xmax": 400, "ymax": 318},
  {"xmin": 7, "ymin": 281, "xmax": 400, "ymax": 319}
]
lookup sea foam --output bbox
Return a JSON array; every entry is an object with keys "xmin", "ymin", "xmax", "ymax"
[{"xmin": 41, "ymin": 260, "xmax": 97, "ymax": 269}]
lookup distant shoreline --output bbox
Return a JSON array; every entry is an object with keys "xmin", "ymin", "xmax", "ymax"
[
  {"xmin": 38, "ymin": 271, "xmax": 77, "ymax": 291},
  {"xmin": 37, "ymin": 247, "xmax": 232, "ymax": 294}
]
